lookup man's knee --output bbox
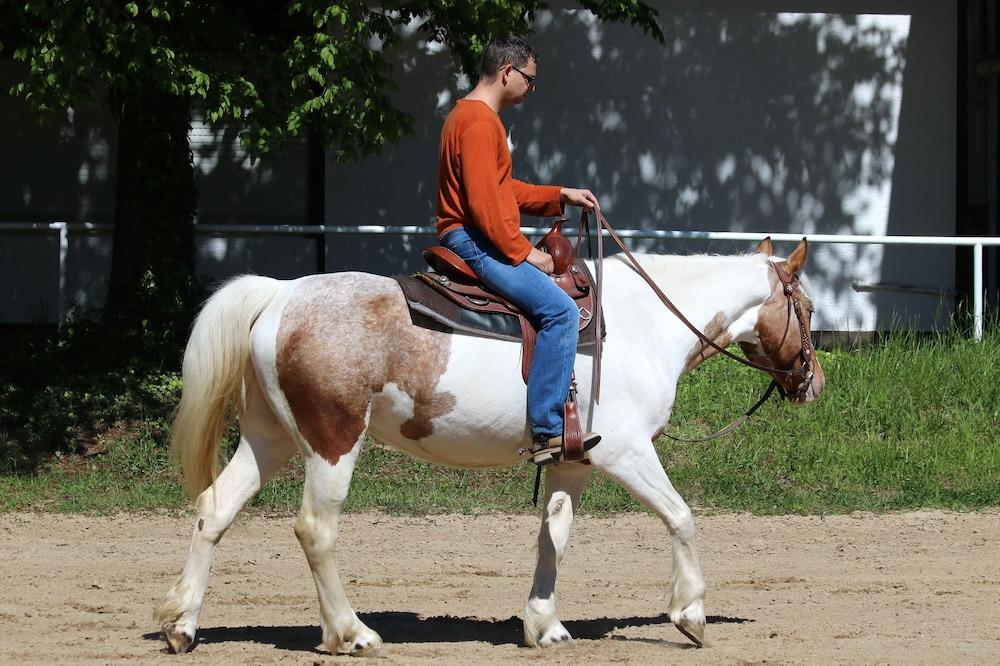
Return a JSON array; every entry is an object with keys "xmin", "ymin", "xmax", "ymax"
[{"xmin": 545, "ymin": 291, "xmax": 578, "ymax": 329}]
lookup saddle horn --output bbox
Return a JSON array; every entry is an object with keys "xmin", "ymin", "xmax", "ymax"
[{"xmin": 536, "ymin": 218, "xmax": 575, "ymax": 275}]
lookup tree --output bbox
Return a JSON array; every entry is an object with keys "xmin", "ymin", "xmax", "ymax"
[{"xmin": 1, "ymin": 1, "xmax": 662, "ymax": 330}]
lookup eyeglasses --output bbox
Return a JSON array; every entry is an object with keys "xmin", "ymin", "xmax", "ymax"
[{"xmin": 511, "ymin": 65, "xmax": 536, "ymax": 88}]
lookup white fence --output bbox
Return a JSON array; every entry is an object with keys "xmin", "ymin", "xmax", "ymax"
[{"xmin": 3, "ymin": 222, "xmax": 998, "ymax": 340}]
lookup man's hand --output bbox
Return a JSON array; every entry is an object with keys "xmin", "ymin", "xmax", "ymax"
[
  {"xmin": 559, "ymin": 187, "xmax": 601, "ymax": 212},
  {"xmin": 525, "ymin": 246, "xmax": 555, "ymax": 274}
]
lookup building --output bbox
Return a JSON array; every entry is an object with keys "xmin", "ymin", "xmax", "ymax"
[{"xmin": 1, "ymin": 1, "xmax": 995, "ymax": 333}]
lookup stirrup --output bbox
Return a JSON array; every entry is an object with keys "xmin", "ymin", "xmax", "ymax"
[{"xmin": 524, "ymin": 432, "xmax": 601, "ymax": 466}]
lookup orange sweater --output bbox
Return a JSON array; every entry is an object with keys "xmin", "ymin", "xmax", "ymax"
[{"xmin": 436, "ymin": 100, "xmax": 563, "ymax": 264}]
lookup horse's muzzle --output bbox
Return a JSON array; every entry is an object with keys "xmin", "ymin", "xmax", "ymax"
[{"xmin": 790, "ymin": 365, "xmax": 825, "ymax": 404}]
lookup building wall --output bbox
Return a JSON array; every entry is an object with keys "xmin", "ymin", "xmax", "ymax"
[
  {"xmin": 2, "ymin": 1, "xmax": 958, "ymax": 330},
  {"xmin": 327, "ymin": 0, "xmax": 957, "ymax": 331},
  {"xmin": 0, "ymin": 75, "xmax": 311, "ymax": 320}
]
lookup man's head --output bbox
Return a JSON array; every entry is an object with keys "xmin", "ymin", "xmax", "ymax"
[{"xmin": 478, "ymin": 36, "xmax": 537, "ymax": 106}]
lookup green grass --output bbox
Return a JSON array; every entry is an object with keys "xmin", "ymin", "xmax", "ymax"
[
  {"xmin": 663, "ymin": 328, "xmax": 1000, "ymax": 513},
  {"xmin": 1, "ymin": 327, "xmax": 998, "ymax": 516}
]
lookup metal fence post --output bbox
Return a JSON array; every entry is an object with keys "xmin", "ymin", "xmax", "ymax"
[
  {"xmin": 315, "ymin": 230, "xmax": 326, "ymax": 274},
  {"xmin": 56, "ymin": 222, "xmax": 68, "ymax": 326},
  {"xmin": 974, "ymin": 242, "xmax": 984, "ymax": 341}
]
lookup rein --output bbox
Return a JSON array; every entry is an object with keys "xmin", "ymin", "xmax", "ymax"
[{"xmin": 577, "ymin": 209, "xmax": 817, "ymax": 441}]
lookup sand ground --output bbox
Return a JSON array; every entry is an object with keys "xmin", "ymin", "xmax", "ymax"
[{"xmin": 2, "ymin": 510, "xmax": 998, "ymax": 664}]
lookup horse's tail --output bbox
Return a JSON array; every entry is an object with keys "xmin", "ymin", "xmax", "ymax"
[{"xmin": 171, "ymin": 275, "xmax": 283, "ymax": 498}]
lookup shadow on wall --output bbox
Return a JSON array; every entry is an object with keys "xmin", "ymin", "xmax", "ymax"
[
  {"xmin": 0, "ymin": 63, "xmax": 117, "ymax": 321},
  {"xmin": 191, "ymin": 118, "xmax": 315, "ymax": 281},
  {"xmin": 0, "ymin": 66, "xmax": 117, "ymax": 224},
  {"xmin": 327, "ymin": 2, "xmax": 954, "ymax": 331},
  {"xmin": 1, "ymin": 3, "xmax": 955, "ymax": 330}
]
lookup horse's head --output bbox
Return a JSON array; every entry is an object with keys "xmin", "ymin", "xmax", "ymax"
[{"xmin": 738, "ymin": 237, "xmax": 825, "ymax": 404}]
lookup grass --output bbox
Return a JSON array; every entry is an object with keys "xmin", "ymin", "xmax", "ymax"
[
  {"xmin": 664, "ymin": 328, "xmax": 1000, "ymax": 513},
  {"xmin": 1, "ymin": 327, "xmax": 998, "ymax": 516}
]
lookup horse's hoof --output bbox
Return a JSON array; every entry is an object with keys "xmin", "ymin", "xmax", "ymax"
[
  {"xmin": 673, "ymin": 601, "xmax": 705, "ymax": 647},
  {"xmin": 538, "ymin": 627, "xmax": 574, "ymax": 647},
  {"xmin": 162, "ymin": 622, "xmax": 195, "ymax": 654},
  {"xmin": 530, "ymin": 620, "xmax": 573, "ymax": 648},
  {"xmin": 335, "ymin": 626, "xmax": 384, "ymax": 657},
  {"xmin": 676, "ymin": 621, "xmax": 704, "ymax": 647}
]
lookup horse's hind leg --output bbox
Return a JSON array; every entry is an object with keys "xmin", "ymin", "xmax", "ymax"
[
  {"xmin": 523, "ymin": 462, "xmax": 592, "ymax": 647},
  {"xmin": 155, "ymin": 388, "xmax": 295, "ymax": 653},
  {"xmin": 595, "ymin": 440, "xmax": 706, "ymax": 647},
  {"xmin": 294, "ymin": 422, "xmax": 382, "ymax": 656}
]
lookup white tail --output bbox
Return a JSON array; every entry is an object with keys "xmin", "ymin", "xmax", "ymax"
[{"xmin": 170, "ymin": 275, "xmax": 282, "ymax": 497}]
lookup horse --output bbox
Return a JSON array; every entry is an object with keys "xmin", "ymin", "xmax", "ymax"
[{"xmin": 154, "ymin": 235, "xmax": 824, "ymax": 655}]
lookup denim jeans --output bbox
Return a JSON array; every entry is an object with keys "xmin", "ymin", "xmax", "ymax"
[{"xmin": 441, "ymin": 226, "xmax": 578, "ymax": 439}]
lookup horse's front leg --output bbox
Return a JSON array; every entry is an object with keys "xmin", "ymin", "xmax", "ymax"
[
  {"xmin": 593, "ymin": 439, "xmax": 706, "ymax": 647},
  {"xmin": 523, "ymin": 462, "xmax": 592, "ymax": 647}
]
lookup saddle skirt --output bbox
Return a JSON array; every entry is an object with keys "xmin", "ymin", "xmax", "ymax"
[{"xmin": 394, "ymin": 252, "xmax": 603, "ymax": 384}]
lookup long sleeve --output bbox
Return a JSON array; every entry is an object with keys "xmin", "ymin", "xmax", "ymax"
[
  {"xmin": 512, "ymin": 179, "xmax": 563, "ymax": 217},
  {"xmin": 437, "ymin": 100, "xmax": 562, "ymax": 264},
  {"xmin": 459, "ymin": 122, "xmax": 534, "ymax": 263}
]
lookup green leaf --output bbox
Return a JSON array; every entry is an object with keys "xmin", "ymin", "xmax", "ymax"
[{"xmin": 320, "ymin": 45, "xmax": 336, "ymax": 68}]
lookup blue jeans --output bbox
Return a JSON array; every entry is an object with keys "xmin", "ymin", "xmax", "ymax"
[{"xmin": 441, "ymin": 226, "xmax": 578, "ymax": 439}]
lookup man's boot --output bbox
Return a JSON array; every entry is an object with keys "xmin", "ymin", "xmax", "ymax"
[{"xmin": 529, "ymin": 432, "xmax": 601, "ymax": 466}]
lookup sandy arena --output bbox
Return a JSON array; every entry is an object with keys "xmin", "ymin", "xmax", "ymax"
[{"xmin": 2, "ymin": 510, "xmax": 998, "ymax": 664}]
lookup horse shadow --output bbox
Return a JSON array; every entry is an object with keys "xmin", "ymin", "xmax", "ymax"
[{"xmin": 142, "ymin": 611, "xmax": 751, "ymax": 653}]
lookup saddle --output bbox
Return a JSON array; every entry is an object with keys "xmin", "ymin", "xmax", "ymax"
[{"xmin": 393, "ymin": 218, "xmax": 604, "ymax": 386}]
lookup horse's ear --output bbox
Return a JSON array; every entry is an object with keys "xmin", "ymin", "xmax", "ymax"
[
  {"xmin": 787, "ymin": 237, "xmax": 808, "ymax": 274},
  {"xmin": 756, "ymin": 236, "xmax": 774, "ymax": 256}
]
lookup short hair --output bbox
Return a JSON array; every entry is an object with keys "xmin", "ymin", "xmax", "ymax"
[{"xmin": 479, "ymin": 35, "xmax": 538, "ymax": 80}]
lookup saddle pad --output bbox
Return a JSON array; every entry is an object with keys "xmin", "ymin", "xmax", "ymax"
[{"xmin": 393, "ymin": 272, "xmax": 604, "ymax": 350}]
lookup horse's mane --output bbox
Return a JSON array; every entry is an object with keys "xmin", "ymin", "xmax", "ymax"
[
  {"xmin": 602, "ymin": 251, "xmax": 773, "ymax": 290},
  {"xmin": 609, "ymin": 250, "xmax": 770, "ymax": 269}
]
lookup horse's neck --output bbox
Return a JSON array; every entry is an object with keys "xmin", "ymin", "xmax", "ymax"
[{"xmin": 601, "ymin": 252, "xmax": 772, "ymax": 368}]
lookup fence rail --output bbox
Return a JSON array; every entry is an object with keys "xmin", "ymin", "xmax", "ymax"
[{"xmin": 3, "ymin": 222, "xmax": 998, "ymax": 340}]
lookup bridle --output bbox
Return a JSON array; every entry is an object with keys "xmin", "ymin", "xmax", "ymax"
[
  {"xmin": 580, "ymin": 209, "xmax": 817, "ymax": 441},
  {"xmin": 762, "ymin": 259, "xmax": 817, "ymax": 403}
]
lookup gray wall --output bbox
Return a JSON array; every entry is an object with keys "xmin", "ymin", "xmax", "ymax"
[
  {"xmin": 327, "ymin": 0, "xmax": 957, "ymax": 331},
  {"xmin": 0, "ymin": 80, "xmax": 311, "ymax": 320},
  {"xmin": 0, "ymin": 63, "xmax": 117, "ymax": 322},
  {"xmin": 2, "ymin": 1, "xmax": 957, "ymax": 330}
]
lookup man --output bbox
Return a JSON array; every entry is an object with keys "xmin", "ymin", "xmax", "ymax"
[{"xmin": 436, "ymin": 35, "xmax": 601, "ymax": 465}]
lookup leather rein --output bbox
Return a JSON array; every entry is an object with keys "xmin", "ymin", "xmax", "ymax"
[{"xmin": 576, "ymin": 209, "xmax": 817, "ymax": 442}]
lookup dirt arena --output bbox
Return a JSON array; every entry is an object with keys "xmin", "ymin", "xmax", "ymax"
[{"xmin": 2, "ymin": 509, "xmax": 998, "ymax": 664}]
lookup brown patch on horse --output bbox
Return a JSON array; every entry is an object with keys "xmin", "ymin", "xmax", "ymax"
[
  {"xmin": 738, "ymin": 265, "xmax": 824, "ymax": 399},
  {"xmin": 393, "ymin": 314, "xmax": 456, "ymax": 442},
  {"xmin": 683, "ymin": 311, "xmax": 733, "ymax": 373},
  {"xmin": 276, "ymin": 275, "xmax": 454, "ymax": 465}
]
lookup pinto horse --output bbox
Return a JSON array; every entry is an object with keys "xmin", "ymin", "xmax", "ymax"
[{"xmin": 155, "ymin": 236, "xmax": 824, "ymax": 655}]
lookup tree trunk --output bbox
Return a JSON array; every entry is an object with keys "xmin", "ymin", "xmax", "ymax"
[{"xmin": 106, "ymin": 89, "xmax": 197, "ymax": 325}]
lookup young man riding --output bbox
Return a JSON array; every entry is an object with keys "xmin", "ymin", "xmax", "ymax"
[{"xmin": 436, "ymin": 35, "xmax": 601, "ymax": 464}]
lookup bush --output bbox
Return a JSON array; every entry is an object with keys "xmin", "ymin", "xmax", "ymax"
[{"xmin": 0, "ymin": 315, "xmax": 186, "ymax": 472}]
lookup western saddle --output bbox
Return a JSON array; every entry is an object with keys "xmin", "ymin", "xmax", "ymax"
[
  {"xmin": 393, "ymin": 217, "xmax": 603, "ymax": 464},
  {"xmin": 397, "ymin": 218, "xmax": 601, "ymax": 384}
]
